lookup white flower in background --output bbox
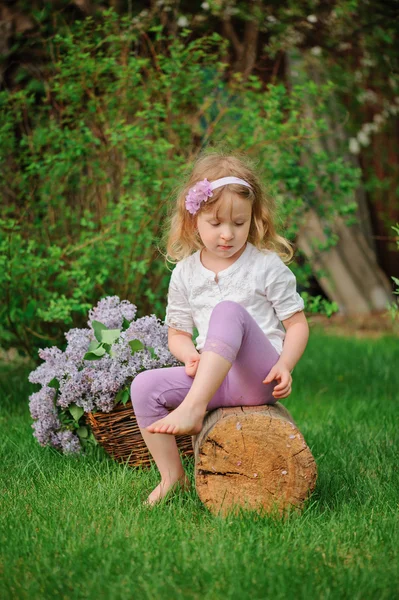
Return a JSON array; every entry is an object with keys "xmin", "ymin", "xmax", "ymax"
[
  {"xmin": 373, "ymin": 113, "xmax": 384, "ymax": 124},
  {"xmin": 357, "ymin": 89, "xmax": 378, "ymax": 105},
  {"xmin": 267, "ymin": 15, "xmax": 277, "ymax": 23},
  {"xmin": 307, "ymin": 15, "xmax": 318, "ymax": 23},
  {"xmin": 363, "ymin": 122, "xmax": 378, "ymax": 134},
  {"xmin": 310, "ymin": 46, "xmax": 322, "ymax": 56},
  {"xmin": 201, "ymin": 1, "xmax": 209, "ymax": 9},
  {"xmin": 349, "ymin": 138, "xmax": 360, "ymax": 154},
  {"xmin": 361, "ymin": 56, "xmax": 375, "ymax": 68},
  {"xmin": 357, "ymin": 130, "xmax": 370, "ymax": 146},
  {"xmin": 177, "ymin": 16, "xmax": 189, "ymax": 27},
  {"xmin": 364, "ymin": 89, "xmax": 378, "ymax": 103}
]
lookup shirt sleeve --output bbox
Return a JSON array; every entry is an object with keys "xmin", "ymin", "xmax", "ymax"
[
  {"xmin": 164, "ymin": 262, "xmax": 195, "ymax": 335},
  {"xmin": 264, "ymin": 253, "xmax": 305, "ymax": 321}
]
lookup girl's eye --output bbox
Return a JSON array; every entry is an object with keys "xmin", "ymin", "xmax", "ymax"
[{"xmin": 210, "ymin": 223, "xmax": 245, "ymax": 227}]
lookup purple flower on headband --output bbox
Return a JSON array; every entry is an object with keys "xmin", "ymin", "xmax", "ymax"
[{"xmin": 185, "ymin": 178, "xmax": 213, "ymax": 215}]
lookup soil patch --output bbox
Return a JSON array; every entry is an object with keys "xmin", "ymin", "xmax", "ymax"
[{"xmin": 308, "ymin": 311, "xmax": 399, "ymax": 339}]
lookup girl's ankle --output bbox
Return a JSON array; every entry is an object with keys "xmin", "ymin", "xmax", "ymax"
[{"xmin": 161, "ymin": 471, "xmax": 186, "ymax": 486}]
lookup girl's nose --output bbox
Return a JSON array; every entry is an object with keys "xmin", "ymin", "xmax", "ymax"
[{"xmin": 220, "ymin": 229, "xmax": 234, "ymax": 241}]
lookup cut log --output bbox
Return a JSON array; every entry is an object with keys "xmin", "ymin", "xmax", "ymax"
[{"xmin": 192, "ymin": 403, "xmax": 317, "ymax": 517}]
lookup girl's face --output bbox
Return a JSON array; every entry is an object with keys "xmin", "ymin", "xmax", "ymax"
[{"xmin": 195, "ymin": 190, "xmax": 252, "ymax": 260}]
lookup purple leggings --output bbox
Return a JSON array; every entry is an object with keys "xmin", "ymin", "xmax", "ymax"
[{"xmin": 130, "ymin": 301, "xmax": 280, "ymax": 428}]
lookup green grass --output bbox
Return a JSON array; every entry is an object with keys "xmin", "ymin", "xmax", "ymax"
[{"xmin": 1, "ymin": 331, "xmax": 398, "ymax": 600}]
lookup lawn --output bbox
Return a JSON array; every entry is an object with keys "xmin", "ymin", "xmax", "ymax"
[{"xmin": 0, "ymin": 330, "xmax": 398, "ymax": 600}]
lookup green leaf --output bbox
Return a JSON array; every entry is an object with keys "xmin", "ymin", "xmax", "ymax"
[
  {"xmin": 122, "ymin": 317, "xmax": 131, "ymax": 331},
  {"xmin": 59, "ymin": 410, "xmax": 74, "ymax": 425},
  {"xmin": 128, "ymin": 339, "xmax": 144, "ymax": 354},
  {"xmin": 69, "ymin": 404, "xmax": 84, "ymax": 422},
  {"xmin": 92, "ymin": 320, "xmax": 108, "ymax": 343},
  {"xmin": 148, "ymin": 346, "xmax": 159, "ymax": 360},
  {"xmin": 83, "ymin": 352, "xmax": 105, "ymax": 361},
  {"xmin": 121, "ymin": 389, "xmax": 130, "ymax": 405},
  {"xmin": 103, "ymin": 343, "xmax": 112, "ymax": 355},
  {"xmin": 48, "ymin": 377, "xmax": 60, "ymax": 390},
  {"xmin": 100, "ymin": 329, "xmax": 121, "ymax": 344},
  {"xmin": 76, "ymin": 426, "xmax": 89, "ymax": 439},
  {"xmin": 83, "ymin": 345, "xmax": 106, "ymax": 360},
  {"xmin": 115, "ymin": 387, "xmax": 125, "ymax": 403},
  {"xmin": 87, "ymin": 339, "xmax": 101, "ymax": 352}
]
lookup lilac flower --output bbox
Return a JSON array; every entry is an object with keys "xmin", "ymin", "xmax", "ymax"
[
  {"xmin": 28, "ymin": 296, "xmax": 180, "ymax": 454},
  {"xmin": 29, "ymin": 387, "xmax": 56, "ymax": 420},
  {"xmin": 87, "ymin": 296, "xmax": 137, "ymax": 330},
  {"xmin": 55, "ymin": 430, "xmax": 82, "ymax": 454},
  {"xmin": 65, "ymin": 328, "xmax": 94, "ymax": 362},
  {"xmin": 185, "ymin": 178, "xmax": 213, "ymax": 215},
  {"xmin": 29, "ymin": 348, "xmax": 68, "ymax": 387}
]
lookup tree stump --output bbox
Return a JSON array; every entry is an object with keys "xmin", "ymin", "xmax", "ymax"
[{"xmin": 192, "ymin": 403, "xmax": 317, "ymax": 517}]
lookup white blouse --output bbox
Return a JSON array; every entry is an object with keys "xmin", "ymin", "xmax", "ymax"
[{"xmin": 164, "ymin": 242, "xmax": 305, "ymax": 355}]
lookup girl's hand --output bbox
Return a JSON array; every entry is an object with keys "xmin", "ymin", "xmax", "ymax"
[
  {"xmin": 263, "ymin": 360, "xmax": 292, "ymax": 399},
  {"xmin": 184, "ymin": 352, "xmax": 201, "ymax": 378}
]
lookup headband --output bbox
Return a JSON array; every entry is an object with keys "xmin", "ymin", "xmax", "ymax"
[{"xmin": 185, "ymin": 176, "xmax": 252, "ymax": 215}]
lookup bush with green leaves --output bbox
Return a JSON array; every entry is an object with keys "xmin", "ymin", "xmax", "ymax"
[{"xmin": 0, "ymin": 10, "xmax": 360, "ymax": 359}]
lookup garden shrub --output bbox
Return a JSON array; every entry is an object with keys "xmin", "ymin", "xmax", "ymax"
[{"xmin": 0, "ymin": 10, "xmax": 360, "ymax": 358}]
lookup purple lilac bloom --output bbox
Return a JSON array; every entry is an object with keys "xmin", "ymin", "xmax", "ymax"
[
  {"xmin": 28, "ymin": 296, "xmax": 180, "ymax": 454},
  {"xmin": 87, "ymin": 296, "xmax": 137, "ymax": 330},
  {"xmin": 55, "ymin": 430, "xmax": 81, "ymax": 454},
  {"xmin": 29, "ymin": 387, "xmax": 62, "ymax": 446}
]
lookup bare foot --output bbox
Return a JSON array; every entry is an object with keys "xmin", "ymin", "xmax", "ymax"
[
  {"xmin": 143, "ymin": 473, "xmax": 191, "ymax": 507},
  {"xmin": 146, "ymin": 402, "xmax": 205, "ymax": 435}
]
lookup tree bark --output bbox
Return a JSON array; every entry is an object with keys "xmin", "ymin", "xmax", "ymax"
[
  {"xmin": 192, "ymin": 403, "xmax": 317, "ymax": 517},
  {"xmin": 286, "ymin": 51, "xmax": 393, "ymax": 314},
  {"xmin": 297, "ymin": 210, "xmax": 393, "ymax": 313},
  {"xmin": 221, "ymin": 3, "xmax": 261, "ymax": 79}
]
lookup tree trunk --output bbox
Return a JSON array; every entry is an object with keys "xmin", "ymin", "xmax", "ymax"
[
  {"xmin": 192, "ymin": 404, "xmax": 317, "ymax": 517},
  {"xmin": 297, "ymin": 210, "xmax": 393, "ymax": 313},
  {"xmin": 286, "ymin": 51, "xmax": 393, "ymax": 314}
]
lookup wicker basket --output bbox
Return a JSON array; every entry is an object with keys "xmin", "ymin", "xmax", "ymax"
[{"xmin": 85, "ymin": 400, "xmax": 194, "ymax": 468}]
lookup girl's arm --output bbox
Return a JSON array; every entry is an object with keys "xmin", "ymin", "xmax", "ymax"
[
  {"xmin": 263, "ymin": 310, "xmax": 309, "ymax": 399},
  {"xmin": 168, "ymin": 328, "xmax": 200, "ymax": 364},
  {"xmin": 278, "ymin": 310, "xmax": 309, "ymax": 371}
]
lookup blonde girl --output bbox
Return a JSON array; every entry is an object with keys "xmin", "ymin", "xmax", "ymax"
[{"xmin": 130, "ymin": 152, "xmax": 309, "ymax": 505}]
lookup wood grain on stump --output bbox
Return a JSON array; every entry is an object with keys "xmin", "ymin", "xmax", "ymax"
[{"xmin": 192, "ymin": 403, "xmax": 317, "ymax": 517}]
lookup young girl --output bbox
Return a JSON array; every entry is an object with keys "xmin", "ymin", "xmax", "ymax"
[{"xmin": 130, "ymin": 153, "xmax": 309, "ymax": 506}]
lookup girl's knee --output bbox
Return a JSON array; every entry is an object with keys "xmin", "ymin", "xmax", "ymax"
[
  {"xmin": 130, "ymin": 370, "xmax": 156, "ymax": 411},
  {"xmin": 212, "ymin": 300, "xmax": 242, "ymax": 314},
  {"xmin": 211, "ymin": 300, "xmax": 246, "ymax": 321},
  {"xmin": 130, "ymin": 370, "xmax": 152, "ymax": 393}
]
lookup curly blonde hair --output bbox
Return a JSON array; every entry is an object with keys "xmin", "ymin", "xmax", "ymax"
[{"xmin": 160, "ymin": 150, "xmax": 293, "ymax": 267}]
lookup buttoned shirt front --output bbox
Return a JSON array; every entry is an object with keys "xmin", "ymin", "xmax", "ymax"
[{"xmin": 164, "ymin": 242, "xmax": 305, "ymax": 355}]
